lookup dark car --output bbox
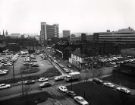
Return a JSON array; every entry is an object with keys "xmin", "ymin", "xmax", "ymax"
[
  {"xmin": 66, "ymin": 91, "xmax": 76, "ymax": 98},
  {"xmin": 32, "ymin": 64, "xmax": 39, "ymax": 67}
]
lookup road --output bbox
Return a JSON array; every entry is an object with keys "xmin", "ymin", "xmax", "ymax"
[{"xmin": 0, "ymin": 78, "xmax": 78, "ymax": 105}]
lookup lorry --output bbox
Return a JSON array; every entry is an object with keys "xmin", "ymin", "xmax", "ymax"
[{"xmin": 65, "ymin": 72, "xmax": 81, "ymax": 82}]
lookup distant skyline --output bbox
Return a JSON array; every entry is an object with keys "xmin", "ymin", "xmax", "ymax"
[{"xmin": 0, "ymin": 0, "xmax": 135, "ymax": 36}]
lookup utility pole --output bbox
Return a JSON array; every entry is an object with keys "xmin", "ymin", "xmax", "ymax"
[
  {"xmin": 21, "ymin": 71, "xmax": 24, "ymax": 96},
  {"xmin": 13, "ymin": 61, "xmax": 15, "ymax": 80}
]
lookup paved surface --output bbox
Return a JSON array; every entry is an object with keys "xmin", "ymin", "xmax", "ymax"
[
  {"xmin": 0, "ymin": 55, "xmax": 55, "ymax": 81},
  {"xmin": 67, "ymin": 81, "xmax": 135, "ymax": 105}
]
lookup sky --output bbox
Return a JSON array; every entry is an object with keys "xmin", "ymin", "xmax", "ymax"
[{"xmin": 0, "ymin": 0, "xmax": 135, "ymax": 36}]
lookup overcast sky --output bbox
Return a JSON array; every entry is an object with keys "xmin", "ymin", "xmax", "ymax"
[{"xmin": 0, "ymin": 0, "xmax": 135, "ymax": 35}]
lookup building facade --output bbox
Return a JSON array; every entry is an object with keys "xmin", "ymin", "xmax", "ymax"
[
  {"xmin": 69, "ymin": 28, "xmax": 135, "ymax": 44},
  {"xmin": 63, "ymin": 30, "xmax": 70, "ymax": 38},
  {"xmin": 69, "ymin": 48, "xmax": 87, "ymax": 69},
  {"xmin": 93, "ymin": 27, "xmax": 135, "ymax": 43},
  {"xmin": 40, "ymin": 22, "xmax": 59, "ymax": 45}
]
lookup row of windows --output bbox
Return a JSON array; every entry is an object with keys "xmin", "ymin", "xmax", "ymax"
[
  {"xmin": 99, "ymin": 39, "xmax": 135, "ymax": 41},
  {"xmin": 99, "ymin": 36, "xmax": 135, "ymax": 38},
  {"xmin": 99, "ymin": 33, "xmax": 135, "ymax": 36},
  {"xmin": 99, "ymin": 37, "xmax": 135, "ymax": 39}
]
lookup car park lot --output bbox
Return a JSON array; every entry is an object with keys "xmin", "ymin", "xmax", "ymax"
[
  {"xmin": 67, "ymin": 81, "xmax": 135, "ymax": 105},
  {"xmin": 0, "ymin": 52, "xmax": 61, "ymax": 83}
]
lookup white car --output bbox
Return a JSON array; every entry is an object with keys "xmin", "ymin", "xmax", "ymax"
[
  {"xmin": 92, "ymin": 78, "xmax": 103, "ymax": 84},
  {"xmin": 38, "ymin": 77, "xmax": 48, "ymax": 82},
  {"xmin": 0, "ymin": 70, "xmax": 8, "ymax": 75},
  {"xmin": 74, "ymin": 96, "xmax": 89, "ymax": 105},
  {"xmin": 116, "ymin": 86, "xmax": 131, "ymax": 94},
  {"xmin": 54, "ymin": 75, "xmax": 65, "ymax": 81},
  {"xmin": 2, "ymin": 69, "xmax": 8, "ymax": 72},
  {"xmin": 63, "ymin": 68, "xmax": 70, "ymax": 73},
  {"xmin": 39, "ymin": 82, "xmax": 51, "ymax": 88},
  {"xmin": 0, "ymin": 83, "xmax": 11, "ymax": 90},
  {"xmin": 103, "ymin": 82, "xmax": 115, "ymax": 88},
  {"xmin": 58, "ymin": 86, "xmax": 68, "ymax": 92},
  {"xmin": 3, "ymin": 63, "xmax": 12, "ymax": 66}
]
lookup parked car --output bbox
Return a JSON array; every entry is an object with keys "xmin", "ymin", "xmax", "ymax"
[
  {"xmin": 32, "ymin": 63, "xmax": 39, "ymax": 67},
  {"xmin": 92, "ymin": 78, "xmax": 103, "ymax": 84},
  {"xmin": 54, "ymin": 75, "xmax": 65, "ymax": 81},
  {"xmin": 116, "ymin": 86, "xmax": 131, "ymax": 94},
  {"xmin": 39, "ymin": 82, "xmax": 51, "ymax": 88},
  {"xmin": 24, "ymin": 80, "xmax": 36, "ymax": 85},
  {"xmin": 3, "ymin": 62, "xmax": 12, "ymax": 66},
  {"xmin": 0, "ymin": 83, "xmax": 11, "ymax": 90},
  {"xmin": 66, "ymin": 91, "xmax": 76, "ymax": 98},
  {"xmin": 59, "ymin": 64, "xmax": 65, "ymax": 68},
  {"xmin": 74, "ymin": 96, "xmax": 89, "ymax": 105},
  {"xmin": 58, "ymin": 85, "xmax": 68, "ymax": 92},
  {"xmin": 38, "ymin": 77, "xmax": 48, "ymax": 82},
  {"xmin": 63, "ymin": 68, "xmax": 70, "ymax": 73},
  {"xmin": 67, "ymin": 64, "xmax": 72, "ymax": 68},
  {"xmin": 103, "ymin": 82, "xmax": 115, "ymax": 88},
  {"xmin": 0, "ymin": 70, "xmax": 8, "ymax": 75}
]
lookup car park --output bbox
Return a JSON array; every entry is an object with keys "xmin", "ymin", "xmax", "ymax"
[
  {"xmin": 39, "ymin": 82, "xmax": 51, "ymax": 88},
  {"xmin": 58, "ymin": 85, "xmax": 68, "ymax": 93},
  {"xmin": 103, "ymin": 82, "xmax": 115, "ymax": 88},
  {"xmin": 66, "ymin": 91, "xmax": 76, "ymax": 98},
  {"xmin": 0, "ymin": 83, "xmax": 11, "ymax": 90},
  {"xmin": 38, "ymin": 77, "xmax": 48, "ymax": 82},
  {"xmin": 74, "ymin": 96, "xmax": 89, "ymax": 105}
]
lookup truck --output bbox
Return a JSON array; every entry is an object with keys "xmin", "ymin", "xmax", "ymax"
[{"xmin": 65, "ymin": 72, "xmax": 81, "ymax": 82}]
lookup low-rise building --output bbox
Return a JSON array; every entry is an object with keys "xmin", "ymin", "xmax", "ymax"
[
  {"xmin": 69, "ymin": 48, "xmax": 87, "ymax": 69},
  {"xmin": 63, "ymin": 30, "xmax": 70, "ymax": 38}
]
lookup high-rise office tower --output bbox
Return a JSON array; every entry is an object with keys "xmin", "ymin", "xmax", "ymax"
[
  {"xmin": 63, "ymin": 30, "xmax": 70, "ymax": 38},
  {"xmin": 40, "ymin": 22, "xmax": 59, "ymax": 45},
  {"xmin": 40, "ymin": 22, "xmax": 47, "ymax": 45}
]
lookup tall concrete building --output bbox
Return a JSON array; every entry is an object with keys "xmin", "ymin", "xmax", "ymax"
[
  {"xmin": 40, "ymin": 22, "xmax": 47, "ymax": 45},
  {"xmin": 63, "ymin": 30, "xmax": 70, "ymax": 38},
  {"xmin": 40, "ymin": 22, "xmax": 59, "ymax": 45}
]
